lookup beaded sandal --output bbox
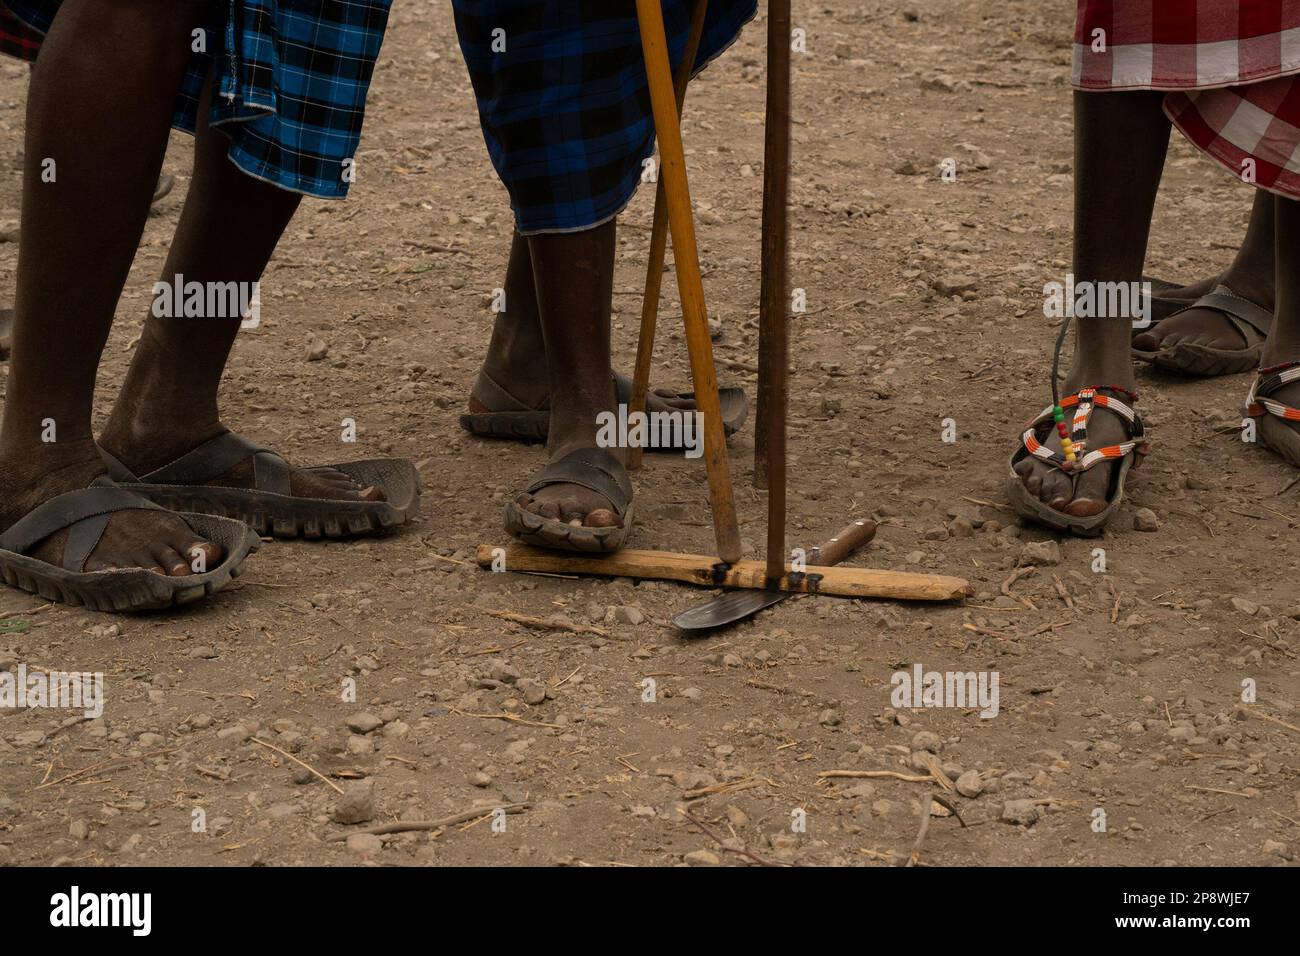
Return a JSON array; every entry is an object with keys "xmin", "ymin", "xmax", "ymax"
[
  {"xmin": 1244, "ymin": 361, "xmax": 1300, "ymax": 468},
  {"xmin": 1007, "ymin": 386, "xmax": 1149, "ymax": 537}
]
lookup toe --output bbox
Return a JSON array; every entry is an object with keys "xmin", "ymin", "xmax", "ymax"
[
  {"xmin": 559, "ymin": 498, "xmax": 587, "ymax": 524},
  {"xmin": 1132, "ymin": 328, "xmax": 1162, "ymax": 351},
  {"xmin": 1038, "ymin": 469, "xmax": 1073, "ymax": 509},
  {"xmin": 530, "ymin": 498, "xmax": 562, "ymax": 520},
  {"xmin": 1065, "ymin": 464, "xmax": 1111, "ymax": 516},
  {"xmin": 358, "ymin": 484, "xmax": 387, "ymax": 502},
  {"xmin": 182, "ymin": 540, "xmax": 223, "ymax": 574},
  {"xmin": 1022, "ymin": 463, "xmax": 1044, "ymax": 498},
  {"xmin": 584, "ymin": 508, "xmax": 619, "ymax": 528},
  {"xmin": 156, "ymin": 546, "xmax": 191, "ymax": 577}
]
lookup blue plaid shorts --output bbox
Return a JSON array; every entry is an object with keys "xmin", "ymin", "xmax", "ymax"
[
  {"xmin": 3, "ymin": 0, "xmax": 392, "ymax": 199},
  {"xmin": 452, "ymin": 0, "xmax": 756, "ymax": 235}
]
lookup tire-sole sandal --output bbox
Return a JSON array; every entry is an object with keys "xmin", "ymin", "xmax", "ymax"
[
  {"xmin": 503, "ymin": 447, "xmax": 634, "ymax": 553},
  {"xmin": 99, "ymin": 432, "xmax": 420, "ymax": 540},
  {"xmin": 459, "ymin": 369, "xmax": 748, "ymax": 449},
  {"xmin": 1007, "ymin": 386, "xmax": 1149, "ymax": 537},
  {"xmin": 0, "ymin": 478, "xmax": 258, "ymax": 613},
  {"xmin": 1245, "ymin": 361, "xmax": 1300, "ymax": 468},
  {"xmin": 1132, "ymin": 284, "xmax": 1273, "ymax": 376}
]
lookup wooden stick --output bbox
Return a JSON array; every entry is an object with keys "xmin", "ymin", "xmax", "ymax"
[
  {"xmin": 903, "ymin": 793, "xmax": 933, "ymax": 867},
  {"xmin": 33, "ymin": 749, "xmax": 177, "ymax": 791},
  {"xmin": 478, "ymin": 543, "xmax": 971, "ymax": 602},
  {"xmin": 817, "ymin": 769, "xmax": 936, "ymax": 783},
  {"xmin": 251, "ymin": 738, "xmax": 344, "ymax": 795},
  {"xmin": 755, "ymin": 0, "xmax": 791, "ymax": 557},
  {"xmin": 1254, "ymin": 712, "xmax": 1300, "ymax": 734},
  {"xmin": 635, "ymin": 0, "xmax": 741, "ymax": 564},
  {"xmin": 678, "ymin": 807, "xmax": 791, "ymax": 867},
  {"xmin": 329, "ymin": 803, "xmax": 531, "ymax": 840},
  {"xmin": 628, "ymin": 0, "xmax": 709, "ymax": 472},
  {"xmin": 483, "ymin": 609, "xmax": 609, "ymax": 637}
]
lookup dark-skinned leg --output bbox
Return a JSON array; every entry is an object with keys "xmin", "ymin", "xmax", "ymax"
[
  {"xmin": 469, "ymin": 229, "xmax": 695, "ymax": 419},
  {"xmin": 1014, "ymin": 90, "xmax": 1170, "ymax": 516},
  {"xmin": 1255, "ymin": 194, "xmax": 1300, "ymax": 430},
  {"xmin": 0, "ymin": 62, "xmax": 170, "ymax": 361},
  {"xmin": 98, "ymin": 70, "xmax": 381, "ymax": 503},
  {"xmin": 1134, "ymin": 189, "xmax": 1275, "ymax": 351},
  {"xmin": 512, "ymin": 220, "xmax": 622, "ymax": 527},
  {"xmin": 0, "ymin": 0, "xmax": 221, "ymax": 576}
]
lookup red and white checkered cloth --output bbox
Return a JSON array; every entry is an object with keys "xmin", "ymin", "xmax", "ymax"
[
  {"xmin": 0, "ymin": 5, "xmax": 40, "ymax": 62},
  {"xmin": 1074, "ymin": 0, "xmax": 1300, "ymax": 199}
]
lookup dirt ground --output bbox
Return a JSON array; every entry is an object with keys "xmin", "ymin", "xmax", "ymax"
[{"xmin": 1, "ymin": 0, "xmax": 1297, "ymax": 868}]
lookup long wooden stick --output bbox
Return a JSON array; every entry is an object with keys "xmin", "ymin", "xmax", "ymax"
[
  {"xmin": 628, "ymin": 0, "xmax": 709, "ymax": 472},
  {"xmin": 477, "ymin": 544, "xmax": 971, "ymax": 602},
  {"xmin": 635, "ymin": 0, "xmax": 741, "ymax": 564},
  {"xmin": 757, "ymin": 0, "xmax": 792, "ymax": 582}
]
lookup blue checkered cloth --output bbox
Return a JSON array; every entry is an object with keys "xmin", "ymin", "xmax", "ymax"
[
  {"xmin": 453, "ymin": 0, "xmax": 756, "ymax": 235},
  {"xmin": 2, "ymin": 0, "xmax": 392, "ymax": 199}
]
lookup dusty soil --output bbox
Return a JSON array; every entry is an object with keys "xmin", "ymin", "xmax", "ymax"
[{"xmin": 0, "ymin": 0, "xmax": 1297, "ymax": 868}]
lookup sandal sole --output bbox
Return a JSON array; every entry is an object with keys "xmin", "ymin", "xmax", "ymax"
[
  {"xmin": 0, "ymin": 513, "xmax": 258, "ymax": 613},
  {"xmin": 503, "ymin": 500, "xmax": 634, "ymax": 554},
  {"xmin": 1006, "ymin": 446, "xmax": 1136, "ymax": 538},
  {"xmin": 1133, "ymin": 340, "xmax": 1261, "ymax": 377},
  {"xmin": 117, "ymin": 459, "xmax": 420, "ymax": 540}
]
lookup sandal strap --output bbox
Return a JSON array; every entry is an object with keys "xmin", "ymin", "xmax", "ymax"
[
  {"xmin": 1246, "ymin": 361, "xmax": 1300, "ymax": 421},
  {"xmin": 1022, "ymin": 386, "xmax": 1148, "ymax": 473},
  {"xmin": 1195, "ymin": 285, "xmax": 1274, "ymax": 340},
  {"xmin": 116, "ymin": 431, "xmax": 292, "ymax": 496},
  {"xmin": 525, "ymin": 447, "xmax": 632, "ymax": 516},
  {"xmin": 0, "ymin": 478, "xmax": 167, "ymax": 572},
  {"xmin": 471, "ymin": 369, "xmax": 549, "ymax": 413}
]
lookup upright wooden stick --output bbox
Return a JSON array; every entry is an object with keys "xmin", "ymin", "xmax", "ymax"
[
  {"xmin": 635, "ymin": 0, "xmax": 741, "ymax": 564},
  {"xmin": 757, "ymin": 0, "xmax": 791, "ymax": 581},
  {"xmin": 628, "ymin": 0, "xmax": 709, "ymax": 472}
]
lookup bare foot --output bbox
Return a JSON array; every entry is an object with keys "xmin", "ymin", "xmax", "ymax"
[
  {"xmin": 513, "ymin": 441, "xmax": 623, "ymax": 528},
  {"xmin": 99, "ymin": 424, "xmax": 386, "ymax": 503},
  {"xmin": 1135, "ymin": 279, "xmax": 1272, "ymax": 353},
  {"xmin": 0, "ymin": 440, "xmax": 221, "ymax": 575}
]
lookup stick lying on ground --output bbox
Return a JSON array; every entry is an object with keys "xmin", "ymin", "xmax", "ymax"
[
  {"xmin": 477, "ymin": 544, "xmax": 971, "ymax": 602},
  {"xmin": 328, "ymin": 803, "xmax": 531, "ymax": 839}
]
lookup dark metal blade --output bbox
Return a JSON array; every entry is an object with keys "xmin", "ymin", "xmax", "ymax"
[{"xmin": 672, "ymin": 588, "xmax": 791, "ymax": 633}]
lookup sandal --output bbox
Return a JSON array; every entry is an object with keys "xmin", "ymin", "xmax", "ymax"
[
  {"xmin": 502, "ymin": 447, "xmax": 634, "ymax": 553},
  {"xmin": 1132, "ymin": 284, "xmax": 1272, "ymax": 376},
  {"xmin": 1007, "ymin": 386, "xmax": 1149, "ymax": 536},
  {"xmin": 99, "ymin": 432, "xmax": 420, "ymax": 539},
  {"xmin": 459, "ymin": 369, "xmax": 747, "ymax": 449},
  {"xmin": 1245, "ymin": 361, "xmax": 1300, "ymax": 468},
  {"xmin": 0, "ymin": 477, "xmax": 257, "ymax": 612}
]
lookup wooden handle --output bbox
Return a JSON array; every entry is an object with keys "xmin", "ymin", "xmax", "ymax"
[
  {"xmin": 758, "ymin": 0, "xmax": 792, "ymax": 574},
  {"xmin": 809, "ymin": 518, "xmax": 877, "ymax": 567},
  {"xmin": 635, "ymin": 0, "xmax": 741, "ymax": 564},
  {"xmin": 476, "ymin": 544, "xmax": 971, "ymax": 603},
  {"xmin": 628, "ymin": 0, "xmax": 709, "ymax": 472}
]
